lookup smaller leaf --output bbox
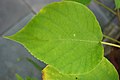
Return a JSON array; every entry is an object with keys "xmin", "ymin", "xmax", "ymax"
[
  {"xmin": 63, "ymin": 0, "xmax": 92, "ymax": 5},
  {"xmin": 16, "ymin": 74, "xmax": 38, "ymax": 80},
  {"xmin": 42, "ymin": 58, "xmax": 119, "ymax": 80},
  {"xmin": 115, "ymin": 0, "xmax": 120, "ymax": 9},
  {"xmin": 25, "ymin": 76, "xmax": 38, "ymax": 80},
  {"xmin": 16, "ymin": 74, "xmax": 23, "ymax": 80}
]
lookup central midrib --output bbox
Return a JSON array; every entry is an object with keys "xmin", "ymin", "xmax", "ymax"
[{"xmin": 37, "ymin": 38, "xmax": 100, "ymax": 43}]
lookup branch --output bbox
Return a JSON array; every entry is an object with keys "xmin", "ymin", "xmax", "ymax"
[
  {"xmin": 103, "ymin": 34, "xmax": 120, "ymax": 44},
  {"xmin": 101, "ymin": 41, "xmax": 120, "ymax": 48},
  {"xmin": 94, "ymin": 0, "xmax": 117, "ymax": 15}
]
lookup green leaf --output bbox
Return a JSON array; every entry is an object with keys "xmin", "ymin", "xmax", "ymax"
[
  {"xmin": 16, "ymin": 74, "xmax": 23, "ymax": 80},
  {"xmin": 115, "ymin": 0, "xmax": 120, "ymax": 9},
  {"xmin": 25, "ymin": 76, "xmax": 38, "ymax": 80},
  {"xmin": 63, "ymin": 0, "xmax": 92, "ymax": 5},
  {"xmin": 16, "ymin": 74, "xmax": 38, "ymax": 80},
  {"xmin": 5, "ymin": 1, "xmax": 103, "ymax": 74},
  {"xmin": 5, "ymin": 1, "xmax": 118, "ymax": 79},
  {"xmin": 42, "ymin": 58, "xmax": 119, "ymax": 80}
]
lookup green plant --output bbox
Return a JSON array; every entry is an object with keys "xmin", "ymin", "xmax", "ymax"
[
  {"xmin": 3, "ymin": 1, "xmax": 120, "ymax": 80},
  {"xmin": 16, "ymin": 74, "xmax": 37, "ymax": 80},
  {"xmin": 115, "ymin": 0, "xmax": 120, "ymax": 9}
]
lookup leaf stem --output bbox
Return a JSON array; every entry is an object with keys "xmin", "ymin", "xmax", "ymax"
[
  {"xmin": 101, "ymin": 41, "xmax": 120, "ymax": 48},
  {"xmin": 103, "ymin": 34, "xmax": 120, "ymax": 44},
  {"xmin": 94, "ymin": 0, "xmax": 117, "ymax": 15},
  {"xmin": 117, "ymin": 9, "xmax": 120, "ymax": 22}
]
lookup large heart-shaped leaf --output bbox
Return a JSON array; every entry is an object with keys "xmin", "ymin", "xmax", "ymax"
[
  {"xmin": 6, "ymin": 1, "xmax": 103, "ymax": 74},
  {"xmin": 42, "ymin": 58, "xmax": 118, "ymax": 80},
  {"xmin": 63, "ymin": 0, "xmax": 92, "ymax": 5},
  {"xmin": 6, "ymin": 1, "xmax": 106, "ymax": 75},
  {"xmin": 4, "ymin": 1, "xmax": 118, "ymax": 79}
]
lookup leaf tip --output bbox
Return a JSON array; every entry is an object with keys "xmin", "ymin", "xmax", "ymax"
[{"xmin": 3, "ymin": 35, "xmax": 16, "ymax": 41}]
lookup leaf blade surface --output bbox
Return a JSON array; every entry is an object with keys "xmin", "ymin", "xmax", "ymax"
[{"xmin": 6, "ymin": 1, "xmax": 103, "ymax": 74}]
